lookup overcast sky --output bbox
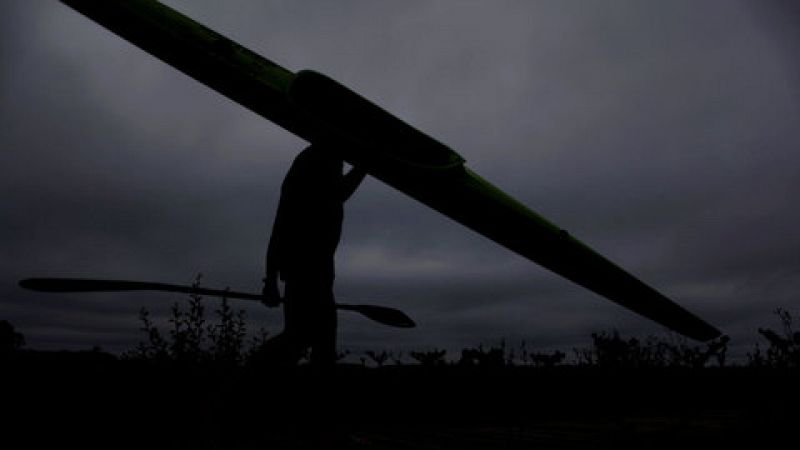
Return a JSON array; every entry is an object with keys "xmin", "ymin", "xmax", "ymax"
[{"xmin": 2, "ymin": 1, "xmax": 798, "ymax": 359}]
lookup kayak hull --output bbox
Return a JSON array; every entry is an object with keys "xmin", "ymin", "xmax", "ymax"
[{"xmin": 59, "ymin": 0, "xmax": 720, "ymax": 340}]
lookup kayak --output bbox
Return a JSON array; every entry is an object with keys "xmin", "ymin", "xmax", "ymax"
[{"xmin": 59, "ymin": 0, "xmax": 720, "ymax": 340}]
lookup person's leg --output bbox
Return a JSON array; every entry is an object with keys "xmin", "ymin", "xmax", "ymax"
[
  {"xmin": 250, "ymin": 331, "xmax": 306, "ymax": 366},
  {"xmin": 304, "ymin": 287, "xmax": 340, "ymax": 448},
  {"xmin": 251, "ymin": 284, "xmax": 311, "ymax": 366},
  {"xmin": 310, "ymin": 288, "xmax": 337, "ymax": 366}
]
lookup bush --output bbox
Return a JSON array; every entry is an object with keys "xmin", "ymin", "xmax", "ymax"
[
  {"xmin": 410, "ymin": 349, "xmax": 447, "ymax": 366},
  {"xmin": 458, "ymin": 344, "xmax": 506, "ymax": 367},
  {"xmin": 573, "ymin": 331, "xmax": 729, "ymax": 369},
  {"xmin": 0, "ymin": 320, "xmax": 25, "ymax": 354},
  {"xmin": 123, "ymin": 276, "xmax": 259, "ymax": 366},
  {"xmin": 748, "ymin": 308, "xmax": 799, "ymax": 369}
]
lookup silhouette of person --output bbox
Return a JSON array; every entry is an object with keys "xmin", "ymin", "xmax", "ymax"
[{"xmin": 258, "ymin": 144, "xmax": 366, "ymax": 366}]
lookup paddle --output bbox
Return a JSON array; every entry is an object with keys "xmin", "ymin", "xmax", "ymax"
[{"xmin": 19, "ymin": 277, "xmax": 416, "ymax": 329}]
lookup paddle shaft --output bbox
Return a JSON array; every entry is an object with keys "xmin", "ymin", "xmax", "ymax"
[{"xmin": 19, "ymin": 278, "xmax": 416, "ymax": 328}]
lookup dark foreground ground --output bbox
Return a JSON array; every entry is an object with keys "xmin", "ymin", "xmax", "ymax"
[{"xmin": 4, "ymin": 351, "xmax": 798, "ymax": 449}]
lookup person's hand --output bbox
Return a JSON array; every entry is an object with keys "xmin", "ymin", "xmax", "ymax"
[{"xmin": 261, "ymin": 279, "xmax": 281, "ymax": 308}]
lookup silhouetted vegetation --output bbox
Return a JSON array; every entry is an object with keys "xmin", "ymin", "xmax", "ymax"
[
  {"xmin": 748, "ymin": 308, "xmax": 799, "ymax": 368},
  {"xmin": 409, "ymin": 348, "xmax": 447, "ymax": 366},
  {"xmin": 113, "ymin": 293, "xmax": 799, "ymax": 372},
  {"xmin": 458, "ymin": 343, "xmax": 506, "ymax": 366},
  {"xmin": 122, "ymin": 276, "xmax": 265, "ymax": 366},
  {"xmin": 0, "ymin": 320, "xmax": 25, "ymax": 354},
  {"xmin": 573, "ymin": 331, "xmax": 730, "ymax": 369},
  {"xmin": 4, "ymin": 306, "xmax": 799, "ymax": 450},
  {"xmin": 364, "ymin": 350, "xmax": 390, "ymax": 367},
  {"xmin": 6, "ymin": 296, "xmax": 796, "ymax": 374}
]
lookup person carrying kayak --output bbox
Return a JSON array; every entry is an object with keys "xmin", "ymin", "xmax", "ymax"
[{"xmin": 259, "ymin": 144, "xmax": 367, "ymax": 365}]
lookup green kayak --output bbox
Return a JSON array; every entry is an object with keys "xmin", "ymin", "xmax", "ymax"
[{"xmin": 59, "ymin": 0, "xmax": 720, "ymax": 340}]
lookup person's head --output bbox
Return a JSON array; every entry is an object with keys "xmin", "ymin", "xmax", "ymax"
[{"xmin": 295, "ymin": 145, "xmax": 343, "ymax": 177}]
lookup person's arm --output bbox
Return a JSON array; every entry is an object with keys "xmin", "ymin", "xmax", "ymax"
[{"xmin": 341, "ymin": 165, "xmax": 367, "ymax": 201}]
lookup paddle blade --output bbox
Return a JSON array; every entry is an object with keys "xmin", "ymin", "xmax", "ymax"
[{"xmin": 340, "ymin": 304, "xmax": 416, "ymax": 328}]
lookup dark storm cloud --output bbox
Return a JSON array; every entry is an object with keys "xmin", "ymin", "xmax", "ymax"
[{"xmin": 2, "ymin": 1, "xmax": 798, "ymax": 357}]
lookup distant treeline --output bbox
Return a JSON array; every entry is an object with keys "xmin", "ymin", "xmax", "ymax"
[{"xmin": 3, "ymin": 296, "xmax": 798, "ymax": 370}]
